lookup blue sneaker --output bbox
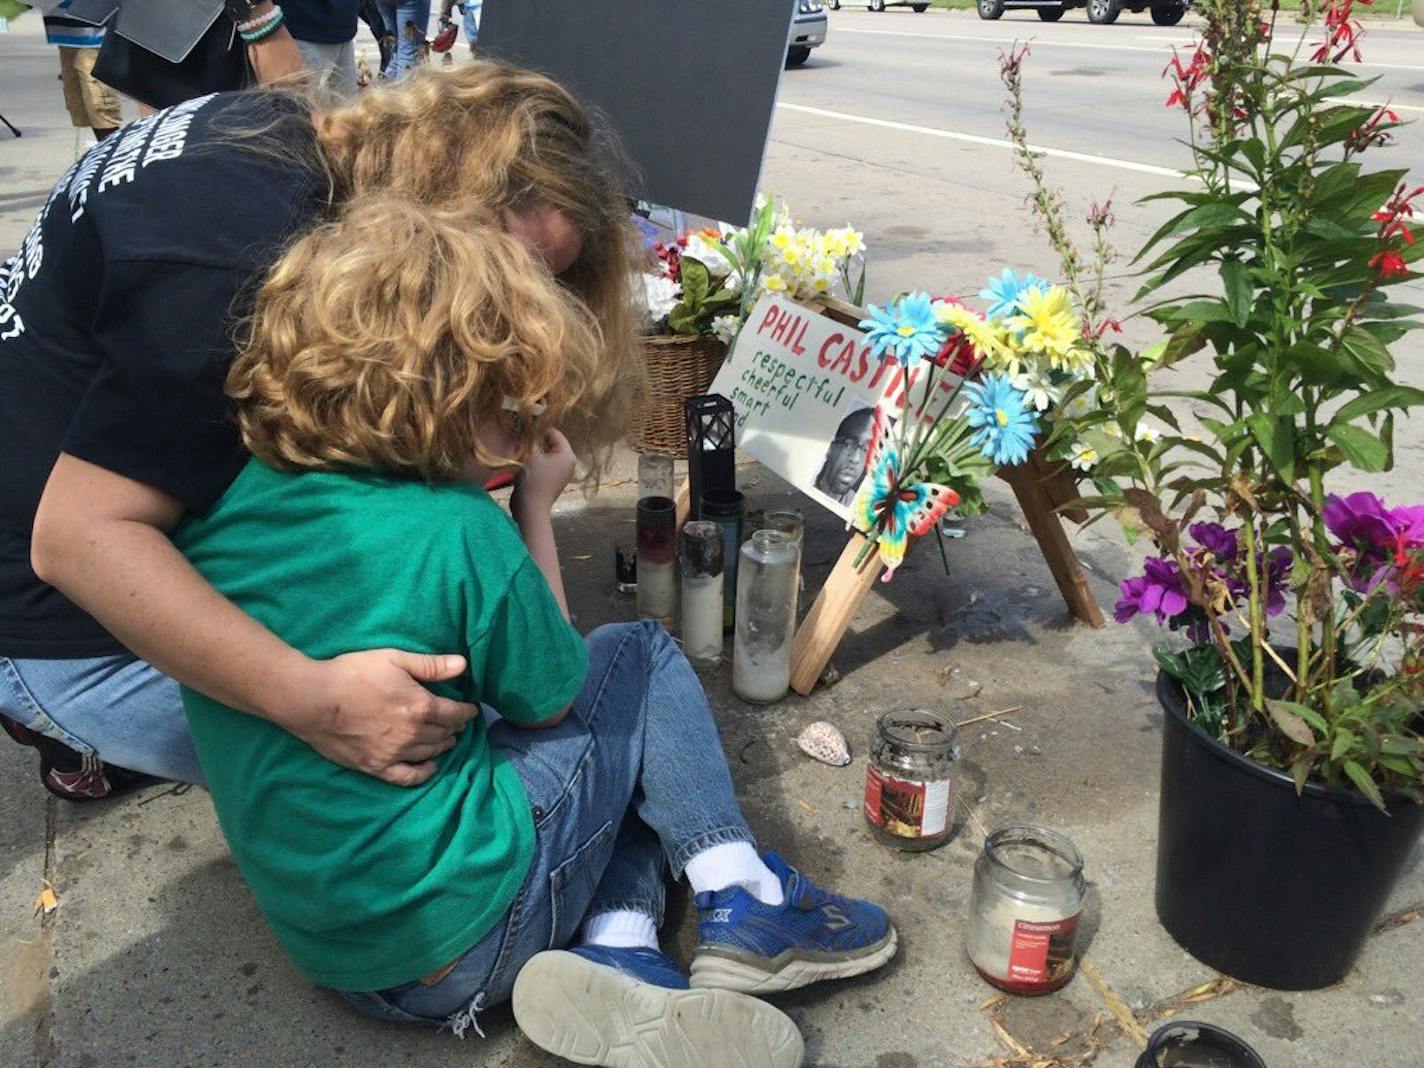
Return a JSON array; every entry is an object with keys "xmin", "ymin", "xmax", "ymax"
[
  {"xmin": 512, "ymin": 945, "xmax": 804, "ymax": 1068},
  {"xmin": 690, "ymin": 852, "xmax": 898, "ymax": 994}
]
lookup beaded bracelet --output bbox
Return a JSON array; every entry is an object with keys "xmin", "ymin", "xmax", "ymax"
[
  {"xmin": 236, "ymin": 4, "xmax": 281, "ymax": 33},
  {"xmin": 240, "ymin": 9, "xmax": 286, "ymax": 43}
]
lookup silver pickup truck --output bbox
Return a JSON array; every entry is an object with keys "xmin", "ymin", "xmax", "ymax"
[{"xmin": 787, "ymin": 0, "xmax": 828, "ymax": 67}]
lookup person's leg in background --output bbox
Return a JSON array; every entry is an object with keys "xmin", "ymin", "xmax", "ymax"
[
  {"xmin": 374, "ymin": 0, "xmax": 399, "ymax": 78},
  {"xmin": 460, "ymin": 0, "xmax": 481, "ymax": 56},
  {"xmin": 57, "ymin": 45, "xmax": 120, "ymax": 143},
  {"xmin": 388, "ymin": 0, "xmax": 432, "ymax": 80},
  {"xmin": 292, "ymin": 39, "xmax": 360, "ymax": 102}
]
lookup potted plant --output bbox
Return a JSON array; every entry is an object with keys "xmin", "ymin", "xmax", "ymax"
[
  {"xmin": 998, "ymin": 0, "xmax": 1424, "ymax": 989},
  {"xmin": 631, "ymin": 198, "xmax": 866, "ymax": 455}
]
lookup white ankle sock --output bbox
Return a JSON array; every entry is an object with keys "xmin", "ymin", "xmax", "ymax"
[
  {"xmin": 580, "ymin": 909, "xmax": 659, "ymax": 950},
  {"xmin": 683, "ymin": 841, "xmax": 785, "ymax": 906}
]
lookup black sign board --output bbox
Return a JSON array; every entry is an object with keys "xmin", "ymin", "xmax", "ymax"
[{"xmin": 478, "ymin": 0, "xmax": 796, "ymax": 225}]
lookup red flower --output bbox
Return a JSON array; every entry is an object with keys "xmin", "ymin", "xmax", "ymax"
[
  {"xmin": 1347, "ymin": 105, "xmax": 1400, "ymax": 154},
  {"xmin": 1369, "ymin": 250, "xmax": 1409, "ymax": 280},
  {"xmin": 930, "ymin": 296, "xmax": 981, "ymax": 377},
  {"xmin": 1313, "ymin": 0, "xmax": 1372, "ymax": 64},
  {"xmin": 1163, "ymin": 44, "xmax": 1210, "ymax": 113}
]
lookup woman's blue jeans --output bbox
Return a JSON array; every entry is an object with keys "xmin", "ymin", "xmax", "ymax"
[
  {"xmin": 337, "ymin": 621, "xmax": 758, "ymax": 1028},
  {"xmin": 377, "ymin": 0, "xmax": 431, "ymax": 79}
]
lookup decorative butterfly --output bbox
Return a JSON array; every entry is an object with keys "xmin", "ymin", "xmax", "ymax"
[{"xmin": 851, "ymin": 408, "xmax": 960, "ymax": 581}]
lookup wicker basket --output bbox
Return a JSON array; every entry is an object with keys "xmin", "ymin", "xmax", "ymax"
[{"xmin": 630, "ymin": 333, "xmax": 727, "ymax": 457}]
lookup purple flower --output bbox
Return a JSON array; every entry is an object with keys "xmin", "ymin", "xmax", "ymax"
[
  {"xmin": 1324, "ymin": 492, "xmax": 1398, "ymax": 555},
  {"xmin": 1261, "ymin": 547, "xmax": 1293, "ymax": 617},
  {"xmin": 1324, "ymin": 493, "xmax": 1424, "ymax": 592},
  {"xmin": 1115, "ymin": 557, "xmax": 1190, "ymax": 624},
  {"xmin": 1189, "ymin": 522, "xmax": 1238, "ymax": 562}
]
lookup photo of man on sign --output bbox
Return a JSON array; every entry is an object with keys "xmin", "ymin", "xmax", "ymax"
[{"xmin": 812, "ymin": 405, "xmax": 875, "ymax": 508}]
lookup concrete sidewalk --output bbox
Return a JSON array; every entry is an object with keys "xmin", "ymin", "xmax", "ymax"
[{"xmin": 2, "ymin": 14, "xmax": 1422, "ymax": 1067}]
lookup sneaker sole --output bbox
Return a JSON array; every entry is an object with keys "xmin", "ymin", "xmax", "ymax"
[
  {"xmin": 511, "ymin": 950, "xmax": 804, "ymax": 1068},
  {"xmin": 689, "ymin": 926, "xmax": 898, "ymax": 995}
]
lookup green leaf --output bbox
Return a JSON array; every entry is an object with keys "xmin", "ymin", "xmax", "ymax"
[
  {"xmin": 1333, "ymin": 386, "xmax": 1424, "ymax": 425},
  {"xmin": 1220, "ymin": 259, "xmax": 1252, "ymax": 328},
  {"xmin": 1341, "ymin": 326, "xmax": 1396, "ymax": 377},
  {"xmin": 1326, "ymin": 424, "xmax": 1390, "ymax": 472},
  {"xmin": 1380, "ymin": 735, "xmax": 1424, "ymax": 756},
  {"xmin": 1266, "ymin": 700, "xmax": 1319, "ymax": 747},
  {"xmin": 1330, "ymin": 729, "xmax": 1357, "ymax": 763},
  {"xmin": 1343, "ymin": 759, "xmax": 1387, "ymax": 812},
  {"xmin": 1248, "ymin": 414, "xmax": 1296, "ymax": 483}
]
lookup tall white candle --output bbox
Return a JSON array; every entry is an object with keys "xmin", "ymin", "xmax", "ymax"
[
  {"xmin": 637, "ymin": 561, "xmax": 676, "ymax": 623},
  {"xmin": 681, "ymin": 573, "xmax": 723, "ymax": 666}
]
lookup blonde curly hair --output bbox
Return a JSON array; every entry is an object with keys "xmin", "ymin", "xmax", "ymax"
[
  {"xmin": 229, "ymin": 60, "xmax": 644, "ymax": 478},
  {"xmin": 228, "ymin": 199, "xmax": 606, "ymax": 481}
]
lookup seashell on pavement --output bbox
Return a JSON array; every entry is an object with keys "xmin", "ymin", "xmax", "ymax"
[{"xmin": 797, "ymin": 721, "xmax": 851, "ymax": 767}]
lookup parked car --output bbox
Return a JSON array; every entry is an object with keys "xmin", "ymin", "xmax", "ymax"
[
  {"xmin": 788, "ymin": 0, "xmax": 829, "ymax": 67},
  {"xmin": 977, "ymin": 0, "xmax": 1189, "ymax": 24},
  {"xmin": 827, "ymin": 1, "xmax": 932, "ymax": 10}
]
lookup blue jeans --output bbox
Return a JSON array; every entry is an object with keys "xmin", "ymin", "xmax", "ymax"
[
  {"xmin": 339, "ymin": 621, "xmax": 756, "ymax": 1029},
  {"xmin": 459, "ymin": 0, "xmax": 481, "ymax": 46},
  {"xmin": 377, "ymin": 0, "xmax": 431, "ymax": 79},
  {"xmin": 0, "ymin": 653, "xmax": 202, "ymax": 784}
]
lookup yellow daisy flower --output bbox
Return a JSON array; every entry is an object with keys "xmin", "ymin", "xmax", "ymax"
[{"xmin": 1009, "ymin": 286, "xmax": 1079, "ymax": 361}]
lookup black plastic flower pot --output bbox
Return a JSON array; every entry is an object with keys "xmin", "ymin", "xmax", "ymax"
[
  {"xmin": 1135, "ymin": 1021, "xmax": 1267, "ymax": 1068},
  {"xmin": 1155, "ymin": 672, "xmax": 1424, "ymax": 990}
]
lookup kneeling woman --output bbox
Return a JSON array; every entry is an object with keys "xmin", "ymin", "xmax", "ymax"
[{"xmin": 172, "ymin": 199, "xmax": 895, "ymax": 1065}]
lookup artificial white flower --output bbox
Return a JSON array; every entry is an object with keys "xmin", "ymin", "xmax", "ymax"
[
  {"xmin": 1068, "ymin": 441, "xmax": 1100, "ymax": 471},
  {"xmin": 1059, "ymin": 385, "xmax": 1100, "ymax": 420},
  {"xmin": 711, "ymin": 314, "xmax": 740, "ymax": 345},
  {"xmin": 682, "ymin": 232, "xmax": 731, "ymax": 277},
  {"xmin": 1009, "ymin": 362, "xmax": 1063, "ymax": 413},
  {"xmin": 636, "ymin": 272, "xmax": 680, "ymax": 328},
  {"xmin": 1104, "ymin": 422, "xmax": 1124, "ymax": 440},
  {"xmin": 1135, "ymin": 423, "xmax": 1162, "ymax": 445}
]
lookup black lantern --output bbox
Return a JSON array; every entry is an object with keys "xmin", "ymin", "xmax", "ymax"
[{"xmin": 685, "ymin": 393, "xmax": 736, "ymax": 522}]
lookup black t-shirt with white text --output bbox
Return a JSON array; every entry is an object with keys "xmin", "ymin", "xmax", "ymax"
[{"xmin": 0, "ymin": 92, "xmax": 325, "ymax": 658}]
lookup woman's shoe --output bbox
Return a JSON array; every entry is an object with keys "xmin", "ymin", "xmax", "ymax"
[
  {"xmin": 689, "ymin": 852, "xmax": 898, "ymax": 994},
  {"xmin": 512, "ymin": 945, "xmax": 803, "ymax": 1068},
  {"xmin": 1, "ymin": 714, "xmax": 159, "ymax": 802}
]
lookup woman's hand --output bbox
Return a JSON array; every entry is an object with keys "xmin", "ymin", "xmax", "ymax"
[
  {"xmin": 299, "ymin": 650, "xmax": 478, "ymax": 785},
  {"xmin": 511, "ymin": 429, "xmax": 577, "ymax": 520}
]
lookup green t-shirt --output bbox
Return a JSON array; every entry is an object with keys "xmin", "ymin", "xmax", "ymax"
[{"xmin": 171, "ymin": 460, "xmax": 588, "ymax": 992}]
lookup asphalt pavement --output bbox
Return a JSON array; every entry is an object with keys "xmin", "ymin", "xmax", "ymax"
[{"xmin": 2, "ymin": 9, "xmax": 1423, "ymax": 1068}]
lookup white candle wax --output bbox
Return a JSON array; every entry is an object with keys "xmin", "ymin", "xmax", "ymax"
[
  {"xmin": 732, "ymin": 624, "xmax": 791, "ymax": 703},
  {"xmin": 681, "ymin": 573, "xmax": 723, "ymax": 666},
  {"xmin": 637, "ymin": 561, "xmax": 676, "ymax": 622}
]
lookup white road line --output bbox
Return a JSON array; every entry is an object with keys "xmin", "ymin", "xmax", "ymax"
[
  {"xmin": 835, "ymin": 26, "xmax": 1424, "ymax": 71},
  {"xmin": 1326, "ymin": 98, "xmax": 1424, "ymax": 113},
  {"xmin": 776, "ymin": 102, "xmax": 1188, "ymax": 179}
]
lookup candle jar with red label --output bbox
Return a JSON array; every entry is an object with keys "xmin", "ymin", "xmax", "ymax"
[
  {"xmin": 967, "ymin": 826, "xmax": 1086, "ymax": 996},
  {"xmin": 864, "ymin": 710, "xmax": 958, "ymax": 852}
]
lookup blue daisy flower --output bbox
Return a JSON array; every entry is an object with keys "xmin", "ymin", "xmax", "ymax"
[
  {"xmin": 979, "ymin": 268, "xmax": 1049, "ymax": 323},
  {"xmin": 858, "ymin": 291, "xmax": 945, "ymax": 368},
  {"xmin": 964, "ymin": 374, "xmax": 1040, "ymax": 467}
]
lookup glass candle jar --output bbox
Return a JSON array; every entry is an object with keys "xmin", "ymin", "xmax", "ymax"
[
  {"xmin": 680, "ymin": 521, "xmax": 724, "ymax": 668},
  {"xmin": 864, "ymin": 710, "xmax": 958, "ymax": 851},
  {"xmin": 967, "ymin": 826, "xmax": 1086, "ymax": 996},
  {"xmin": 637, "ymin": 452, "xmax": 676, "ymax": 502},
  {"xmin": 614, "ymin": 544, "xmax": 637, "ymax": 594},
  {"xmin": 635, "ymin": 495, "xmax": 677, "ymax": 624},
  {"xmin": 732, "ymin": 530, "xmax": 798, "ymax": 704},
  {"xmin": 701, "ymin": 489, "xmax": 745, "ymax": 631}
]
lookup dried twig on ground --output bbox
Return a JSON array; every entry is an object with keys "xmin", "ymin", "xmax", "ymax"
[
  {"xmin": 1141, "ymin": 974, "xmax": 1242, "ymax": 1023},
  {"xmin": 1078, "ymin": 955, "xmax": 1150, "ymax": 1049},
  {"xmin": 955, "ymin": 707, "xmax": 1026, "ymax": 729},
  {"xmin": 1374, "ymin": 903, "xmax": 1423, "ymax": 934}
]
